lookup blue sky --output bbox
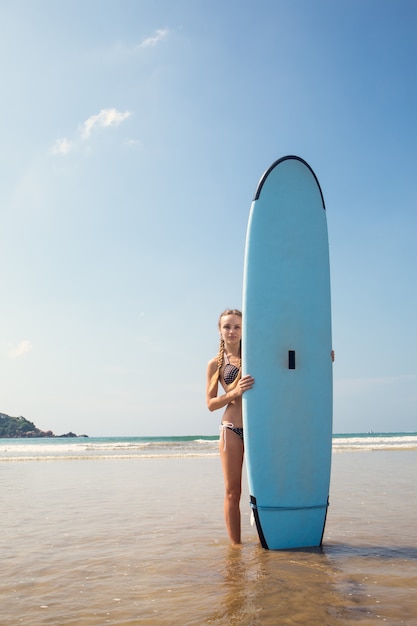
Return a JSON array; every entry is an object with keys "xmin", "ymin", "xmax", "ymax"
[{"xmin": 1, "ymin": 0, "xmax": 416, "ymax": 436}]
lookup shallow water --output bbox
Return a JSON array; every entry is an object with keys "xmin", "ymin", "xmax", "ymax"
[{"xmin": 1, "ymin": 450, "xmax": 416, "ymax": 625}]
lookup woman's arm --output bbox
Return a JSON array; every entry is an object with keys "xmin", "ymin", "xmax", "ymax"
[{"xmin": 206, "ymin": 360, "xmax": 254, "ymax": 412}]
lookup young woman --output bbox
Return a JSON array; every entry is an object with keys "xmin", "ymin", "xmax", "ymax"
[{"xmin": 206, "ymin": 309, "xmax": 255, "ymax": 545}]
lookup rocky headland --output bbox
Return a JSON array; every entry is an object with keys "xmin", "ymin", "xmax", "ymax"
[{"xmin": 0, "ymin": 412, "xmax": 87, "ymax": 438}]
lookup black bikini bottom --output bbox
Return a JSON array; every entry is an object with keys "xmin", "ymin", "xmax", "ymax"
[
  {"xmin": 220, "ymin": 423, "xmax": 244, "ymax": 450},
  {"xmin": 226, "ymin": 425, "xmax": 244, "ymax": 441}
]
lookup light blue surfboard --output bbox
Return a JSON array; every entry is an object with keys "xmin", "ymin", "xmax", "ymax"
[{"xmin": 242, "ymin": 155, "xmax": 332, "ymax": 550}]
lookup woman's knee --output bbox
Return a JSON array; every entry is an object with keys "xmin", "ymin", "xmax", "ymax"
[{"xmin": 225, "ymin": 486, "xmax": 241, "ymax": 505}]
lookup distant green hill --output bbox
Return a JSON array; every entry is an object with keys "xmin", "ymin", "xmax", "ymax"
[{"xmin": 0, "ymin": 413, "xmax": 84, "ymax": 438}]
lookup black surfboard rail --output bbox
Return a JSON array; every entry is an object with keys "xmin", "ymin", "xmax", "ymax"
[{"xmin": 253, "ymin": 155, "xmax": 326, "ymax": 211}]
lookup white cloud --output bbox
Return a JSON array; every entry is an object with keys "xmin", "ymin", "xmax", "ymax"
[
  {"xmin": 80, "ymin": 108, "xmax": 131, "ymax": 140},
  {"xmin": 51, "ymin": 138, "xmax": 73, "ymax": 156},
  {"xmin": 8, "ymin": 340, "xmax": 33, "ymax": 359},
  {"xmin": 86, "ymin": 28, "xmax": 172, "ymax": 64},
  {"xmin": 51, "ymin": 108, "xmax": 131, "ymax": 156},
  {"xmin": 139, "ymin": 28, "xmax": 170, "ymax": 48}
]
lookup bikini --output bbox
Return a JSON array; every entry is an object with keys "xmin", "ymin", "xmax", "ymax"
[
  {"xmin": 220, "ymin": 354, "xmax": 244, "ymax": 450},
  {"xmin": 223, "ymin": 354, "xmax": 240, "ymax": 385}
]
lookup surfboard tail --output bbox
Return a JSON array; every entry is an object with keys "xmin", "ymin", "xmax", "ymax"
[
  {"xmin": 250, "ymin": 496, "xmax": 268, "ymax": 549},
  {"xmin": 250, "ymin": 495, "xmax": 330, "ymax": 550}
]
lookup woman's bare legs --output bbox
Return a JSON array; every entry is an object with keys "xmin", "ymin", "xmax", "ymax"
[{"xmin": 219, "ymin": 429, "xmax": 244, "ymax": 544}]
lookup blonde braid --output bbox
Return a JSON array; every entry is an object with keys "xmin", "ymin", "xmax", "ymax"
[
  {"xmin": 208, "ymin": 338, "xmax": 225, "ymax": 395},
  {"xmin": 217, "ymin": 338, "xmax": 225, "ymax": 374}
]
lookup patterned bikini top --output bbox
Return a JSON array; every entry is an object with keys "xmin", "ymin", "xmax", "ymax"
[{"xmin": 223, "ymin": 353, "xmax": 241, "ymax": 385}]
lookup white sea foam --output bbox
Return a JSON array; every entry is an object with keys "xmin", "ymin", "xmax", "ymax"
[
  {"xmin": 0, "ymin": 433, "xmax": 415, "ymax": 461},
  {"xmin": 332, "ymin": 434, "xmax": 417, "ymax": 452},
  {"xmin": 0, "ymin": 436, "xmax": 220, "ymax": 461}
]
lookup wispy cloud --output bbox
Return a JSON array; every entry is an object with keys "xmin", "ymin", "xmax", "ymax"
[
  {"xmin": 88, "ymin": 28, "xmax": 172, "ymax": 64},
  {"xmin": 80, "ymin": 108, "xmax": 131, "ymax": 140},
  {"xmin": 51, "ymin": 138, "xmax": 73, "ymax": 155},
  {"xmin": 139, "ymin": 28, "xmax": 170, "ymax": 49},
  {"xmin": 51, "ymin": 108, "xmax": 131, "ymax": 156},
  {"xmin": 8, "ymin": 340, "xmax": 33, "ymax": 359}
]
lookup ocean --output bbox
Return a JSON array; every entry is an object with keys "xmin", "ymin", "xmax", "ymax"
[
  {"xmin": 1, "ymin": 432, "xmax": 416, "ymax": 461},
  {"xmin": 1, "ymin": 433, "xmax": 416, "ymax": 625}
]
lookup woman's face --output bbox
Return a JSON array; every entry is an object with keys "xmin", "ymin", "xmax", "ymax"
[{"xmin": 219, "ymin": 314, "xmax": 242, "ymax": 346}]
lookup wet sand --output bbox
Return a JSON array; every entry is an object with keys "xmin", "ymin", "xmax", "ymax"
[{"xmin": 1, "ymin": 450, "xmax": 416, "ymax": 625}]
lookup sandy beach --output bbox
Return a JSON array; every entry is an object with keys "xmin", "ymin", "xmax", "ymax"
[{"xmin": 1, "ymin": 446, "xmax": 416, "ymax": 625}]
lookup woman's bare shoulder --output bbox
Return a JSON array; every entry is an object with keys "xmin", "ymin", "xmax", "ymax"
[{"xmin": 207, "ymin": 356, "xmax": 218, "ymax": 373}]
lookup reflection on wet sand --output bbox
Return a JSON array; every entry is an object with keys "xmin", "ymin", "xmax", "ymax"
[
  {"xmin": 209, "ymin": 532, "xmax": 417, "ymax": 625},
  {"xmin": 210, "ymin": 542, "xmax": 351, "ymax": 625}
]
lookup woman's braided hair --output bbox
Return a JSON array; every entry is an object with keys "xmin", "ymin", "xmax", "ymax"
[{"xmin": 208, "ymin": 309, "xmax": 242, "ymax": 394}]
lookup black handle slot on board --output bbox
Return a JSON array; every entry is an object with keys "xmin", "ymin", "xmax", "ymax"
[{"xmin": 288, "ymin": 350, "xmax": 296, "ymax": 369}]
